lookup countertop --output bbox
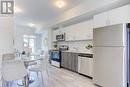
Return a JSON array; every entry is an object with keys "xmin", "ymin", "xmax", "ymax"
[
  {"xmin": 62, "ymin": 50, "xmax": 93, "ymax": 58},
  {"xmin": 62, "ymin": 50, "xmax": 93, "ymax": 54},
  {"xmin": 50, "ymin": 49, "xmax": 93, "ymax": 54}
]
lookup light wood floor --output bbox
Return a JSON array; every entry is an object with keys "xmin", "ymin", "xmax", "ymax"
[
  {"xmin": 2, "ymin": 65, "xmax": 97, "ymax": 87},
  {"xmin": 31, "ymin": 65, "xmax": 97, "ymax": 87}
]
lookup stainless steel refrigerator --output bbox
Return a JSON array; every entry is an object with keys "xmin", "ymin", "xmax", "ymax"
[{"xmin": 93, "ymin": 23, "xmax": 130, "ymax": 87}]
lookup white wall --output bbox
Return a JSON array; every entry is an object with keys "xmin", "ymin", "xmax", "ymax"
[
  {"xmin": 42, "ymin": 28, "xmax": 50, "ymax": 52},
  {"xmin": 0, "ymin": 17, "xmax": 14, "ymax": 54},
  {"xmin": 35, "ymin": 33, "xmax": 42, "ymax": 51},
  {"xmin": 14, "ymin": 25, "xmax": 36, "ymax": 52},
  {"xmin": 35, "ymin": 24, "xmax": 52, "ymax": 52},
  {"xmin": 0, "ymin": 17, "xmax": 14, "ymax": 80},
  {"xmin": 47, "ymin": 28, "xmax": 53, "ymax": 50},
  {"xmin": 0, "ymin": 15, "xmax": 14, "ymax": 86}
]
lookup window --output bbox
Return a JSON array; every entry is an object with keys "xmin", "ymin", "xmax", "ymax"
[{"xmin": 23, "ymin": 35, "xmax": 36, "ymax": 53}]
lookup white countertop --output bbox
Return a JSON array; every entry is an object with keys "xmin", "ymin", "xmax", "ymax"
[{"xmin": 62, "ymin": 50, "xmax": 92, "ymax": 54}]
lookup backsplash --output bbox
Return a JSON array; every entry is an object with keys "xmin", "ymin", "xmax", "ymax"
[{"xmin": 58, "ymin": 40, "xmax": 93, "ymax": 54}]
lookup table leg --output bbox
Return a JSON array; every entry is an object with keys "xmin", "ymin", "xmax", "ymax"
[{"xmin": 25, "ymin": 73, "xmax": 29, "ymax": 87}]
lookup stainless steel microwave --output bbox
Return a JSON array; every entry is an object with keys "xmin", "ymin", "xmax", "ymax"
[{"xmin": 56, "ymin": 33, "xmax": 65, "ymax": 41}]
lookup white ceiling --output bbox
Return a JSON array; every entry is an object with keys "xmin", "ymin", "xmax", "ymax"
[{"xmin": 15, "ymin": 0, "xmax": 87, "ymax": 26}]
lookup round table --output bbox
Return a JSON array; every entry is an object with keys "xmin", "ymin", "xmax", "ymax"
[{"xmin": 16, "ymin": 56, "xmax": 43, "ymax": 86}]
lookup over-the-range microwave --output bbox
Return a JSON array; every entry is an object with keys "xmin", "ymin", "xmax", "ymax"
[{"xmin": 56, "ymin": 33, "xmax": 65, "ymax": 41}]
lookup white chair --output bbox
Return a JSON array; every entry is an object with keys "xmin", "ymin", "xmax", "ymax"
[
  {"xmin": 2, "ymin": 53, "xmax": 15, "ymax": 61},
  {"xmin": 29, "ymin": 54, "xmax": 50, "ymax": 86},
  {"xmin": 1, "ymin": 60, "xmax": 27, "ymax": 87}
]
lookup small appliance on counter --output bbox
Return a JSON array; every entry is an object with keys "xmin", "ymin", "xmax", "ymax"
[
  {"xmin": 59, "ymin": 45, "xmax": 69, "ymax": 51},
  {"xmin": 56, "ymin": 33, "xmax": 65, "ymax": 41},
  {"xmin": 49, "ymin": 45, "xmax": 69, "ymax": 67}
]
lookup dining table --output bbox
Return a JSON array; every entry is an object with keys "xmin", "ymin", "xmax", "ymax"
[
  {"xmin": 21, "ymin": 56, "xmax": 43, "ymax": 67},
  {"xmin": 16, "ymin": 55, "xmax": 44, "ymax": 87}
]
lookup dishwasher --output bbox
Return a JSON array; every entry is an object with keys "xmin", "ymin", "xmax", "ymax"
[{"xmin": 78, "ymin": 53, "xmax": 93, "ymax": 77}]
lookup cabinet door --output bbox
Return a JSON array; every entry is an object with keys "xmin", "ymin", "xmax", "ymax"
[
  {"xmin": 71, "ymin": 53, "xmax": 78, "ymax": 72},
  {"xmin": 63, "ymin": 20, "xmax": 93, "ymax": 41},
  {"xmin": 94, "ymin": 11, "xmax": 109, "ymax": 28},
  {"xmin": 78, "ymin": 20, "xmax": 93, "ymax": 40},
  {"xmin": 61, "ymin": 52, "xmax": 68, "ymax": 68},
  {"xmin": 66, "ymin": 52, "xmax": 71, "ymax": 70},
  {"xmin": 109, "ymin": 5, "xmax": 130, "ymax": 25},
  {"xmin": 71, "ymin": 53, "xmax": 75, "ymax": 71},
  {"xmin": 61, "ymin": 52, "xmax": 71, "ymax": 69},
  {"xmin": 66, "ymin": 27, "xmax": 74, "ymax": 41},
  {"xmin": 52, "ymin": 29, "xmax": 58, "ymax": 42},
  {"xmin": 62, "ymin": 52, "xmax": 78, "ymax": 72},
  {"xmin": 61, "ymin": 52, "xmax": 65, "ymax": 67},
  {"xmin": 74, "ymin": 53, "xmax": 78, "ymax": 72},
  {"xmin": 73, "ymin": 21, "xmax": 87, "ymax": 40}
]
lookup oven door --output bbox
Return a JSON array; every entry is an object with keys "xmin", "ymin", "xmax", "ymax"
[{"xmin": 51, "ymin": 51, "xmax": 60, "ymax": 62}]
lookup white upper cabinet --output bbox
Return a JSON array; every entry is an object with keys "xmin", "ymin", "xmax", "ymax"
[
  {"xmin": 77, "ymin": 20, "xmax": 93, "ymax": 40},
  {"xmin": 63, "ymin": 19, "xmax": 93, "ymax": 41},
  {"xmin": 63, "ymin": 26, "xmax": 74, "ymax": 41},
  {"xmin": 52, "ymin": 29, "xmax": 59, "ymax": 42},
  {"xmin": 94, "ymin": 12, "xmax": 109, "ymax": 28},
  {"xmin": 52, "ymin": 19, "xmax": 93, "ymax": 41},
  {"xmin": 94, "ymin": 5, "xmax": 130, "ymax": 28},
  {"xmin": 109, "ymin": 5, "xmax": 130, "ymax": 25}
]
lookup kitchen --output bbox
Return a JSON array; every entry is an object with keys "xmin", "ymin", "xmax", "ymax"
[
  {"xmin": 50, "ymin": 19, "xmax": 93, "ymax": 76},
  {"xmin": 0, "ymin": 0, "xmax": 130, "ymax": 87},
  {"xmin": 49, "ymin": 4, "xmax": 130, "ymax": 87}
]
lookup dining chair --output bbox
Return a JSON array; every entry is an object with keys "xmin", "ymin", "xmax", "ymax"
[
  {"xmin": 1, "ymin": 60, "xmax": 27, "ymax": 87},
  {"xmin": 29, "ymin": 54, "xmax": 50, "ymax": 86},
  {"xmin": 2, "ymin": 53, "xmax": 15, "ymax": 61}
]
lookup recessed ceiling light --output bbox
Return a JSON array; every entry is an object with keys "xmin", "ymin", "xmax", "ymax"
[
  {"xmin": 56, "ymin": 0, "xmax": 66, "ymax": 8},
  {"xmin": 28, "ymin": 23, "xmax": 35, "ymax": 27}
]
